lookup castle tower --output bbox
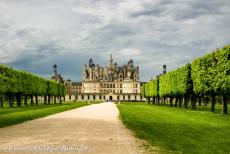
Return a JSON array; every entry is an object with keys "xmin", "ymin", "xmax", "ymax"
[
  {"xmin": 53, "ymin": 64, "xmax": 57, "ymax": 75},
  {"xmin": 163, "ymin": 64, "xmax": 167, "ymax": 74},
  {"xmin": 83, "ymin": 64, "xmax": 87, "ymax": 80}
]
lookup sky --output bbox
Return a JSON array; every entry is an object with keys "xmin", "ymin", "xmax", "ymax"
[{"xmin": 0, "ymin": 0, "xmax": 229, "ymax": 82}]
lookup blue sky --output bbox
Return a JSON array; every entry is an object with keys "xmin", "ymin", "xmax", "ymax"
[{"xmin": 0, "ymin": 0, "xmax": 229, "ymax": 81}]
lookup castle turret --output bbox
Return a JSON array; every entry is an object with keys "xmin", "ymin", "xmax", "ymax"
[
  {"xmin": 89, "ymin": 58, "xmax": 94, "ymax": 68},
  {"xmin": 51, "ymin": 64, "xmax": 64, "ymax": 83},
  {"xmin": 53, "ymin": 64, "xmax": 57, "ymax": 76}
]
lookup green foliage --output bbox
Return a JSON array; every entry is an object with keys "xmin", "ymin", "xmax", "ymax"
[
  {"xmin": 144, "ymin": 45, "xmax": 230, "ymax": 100},
  {"xmin": 0, "ymin": 64, "xmax": 65, "ymax": 97},
  {"xmin": 144, "ymin": 79, "xmax": 158, "ymax": 97},
  {"xmin": 141, "ymin": 84, "xmax": 145, "ymax": 97},
  {"xmin": 191, "ymin": 45, "xmax": 230, "ymax": 96},
  {"xmin": 159, "ymin": 64, "xmax": 192, "ymax": 97},
  {"xmin": 0, "ymin": 65, "xmax": 9, "ymax": 94}
]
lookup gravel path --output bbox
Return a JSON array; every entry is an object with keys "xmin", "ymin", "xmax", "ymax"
[{"xmin": 0, "ymin": 102, "xmax": 143, "ymax": 154}]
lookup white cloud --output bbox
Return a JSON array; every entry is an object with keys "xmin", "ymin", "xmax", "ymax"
[{"xmin": 117, "ymin": 48, "xmax": 141, "ymax": 57}]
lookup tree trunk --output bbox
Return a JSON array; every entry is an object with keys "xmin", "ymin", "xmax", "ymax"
[
  {"xmin": 175, "ymin": 97, "xmax": 178, "ymax": 107},
  {"xmin": 59, "ymin": 96, "xmax": 62, "ymax": 104},
  {"xmin": 31, "ymin": 95, "xmax": 34, "ymax": 105},
  {"xmin": 211, "ymin": 95, "xmax": 216, "ymax": 112},
  {"xmin": 153, "ymin": 97, "xmax": 156, "ymax": 104},
  {"xmin": 222, "ymin": 95, "xmax": 228, "ymax": 114},
  {"xmin": 9, "ymin": 95, "xmax": 13, "ymax": 108},
  {"xmin": 35, "ymin": 95, "xmax": 38, "ymax": 105},
  {"xmin": 147, "ymin": 97, "xmax": 150, "ymax": 104},
  {"xmin": 184, "ymin": 97, "xmax": 188, "ymax": 109},
  {"xmin": 44, "ymin": 95, "xmax": 47, "ymax": 104},
  {"xmin": 157, "ymin": 97, "xmax": 160, "ymax": 105},
  {"xmin": 170, "ymin": 97, "xmax": 173, "ymax": 107},
  {"xmin": 0, "ymin": 95, "xmax": 3, "ymax": 108},
  {"xmin": 24, "ymin": 95, "xmax": 27, "ymax": 106},
  {"xmin": 54, "ymin": 96, "xmax": 57, "ymax": 104},
  {"xmin": 204, "ymin": 97, "xmax": 209, "ymax": 106},
  {"xmin": 191, "ymin": 97, "xmax": 196, "ymax": 110},
  {"xmin": 16, "ymin": 94, "xmax": 21, "ymax": 107},
  {"xmin": 48, "ymin": 95, "xmax": 51, "ymax": 104},
  {"xmin": 163, "ymin": 98, "xmax": 166, "ymax": 106},
  {"xmin": 198, "ymin": 97, "xmax": 202, "ymax": 106},
  {"xmin": 179, "ymin": 98, "xmax": 182, "ymax": 108}
]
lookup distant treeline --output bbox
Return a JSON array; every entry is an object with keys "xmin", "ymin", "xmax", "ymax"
[
  {"xmin": 142, "ymin": 45, "xmax": 230, "ymax": 114},
  {"xmin": 0, "ymin": 65, "xmax": 66, "ymax": 108}
]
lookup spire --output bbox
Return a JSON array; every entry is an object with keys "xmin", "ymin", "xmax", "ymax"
[{"xmin": 109, "ymin": 54, "xmax": 113, "ymax": 66}]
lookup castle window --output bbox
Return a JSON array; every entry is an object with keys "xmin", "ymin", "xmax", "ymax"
[{"xmin": 93, "ymin": 95, "xmax": 95, "ymax": 100}]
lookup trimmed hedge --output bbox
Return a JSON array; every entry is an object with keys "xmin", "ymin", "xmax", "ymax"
[
  {"xmin": 142, "ymin": 45, "xmax": 230, "ymax": 114},
  {"xmin": 0, "ymin": 64, "xmax": 66, "ymax": 107}
]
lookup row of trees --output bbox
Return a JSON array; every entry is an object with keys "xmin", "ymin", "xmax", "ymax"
[
  {"xmin": 142, "ymin": 45, "xmax": 230, "ymax": 114},
  {"xmin": 0, "ymin": 64, "xmax": 66, "ymax": 107}
]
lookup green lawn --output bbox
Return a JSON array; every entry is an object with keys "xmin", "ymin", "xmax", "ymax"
[
  {"xmin": 0, "ymin": 101, "xmax": 92, "ymax": 128},
  {"xmin": 117, "ymin": 103, "xmax": 230, "ymax": 154}
]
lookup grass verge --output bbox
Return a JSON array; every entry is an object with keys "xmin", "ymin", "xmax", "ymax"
[
  {"xmin": 117, "ymin": 103, "xmax": 230, "ymax": 154},
  {"xmin": 0, "ymin": 101, "xmax": 92, "ymax": 128}
]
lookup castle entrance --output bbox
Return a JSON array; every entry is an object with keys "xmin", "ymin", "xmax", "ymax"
[{"xmin": 109, "ymin": 96, "xmax": 113, "ymax": 101}]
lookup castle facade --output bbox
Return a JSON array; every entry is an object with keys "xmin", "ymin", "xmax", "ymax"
[{"xmin": 76, "ymin": 55, "xmax": 144, "ymax": 101}]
